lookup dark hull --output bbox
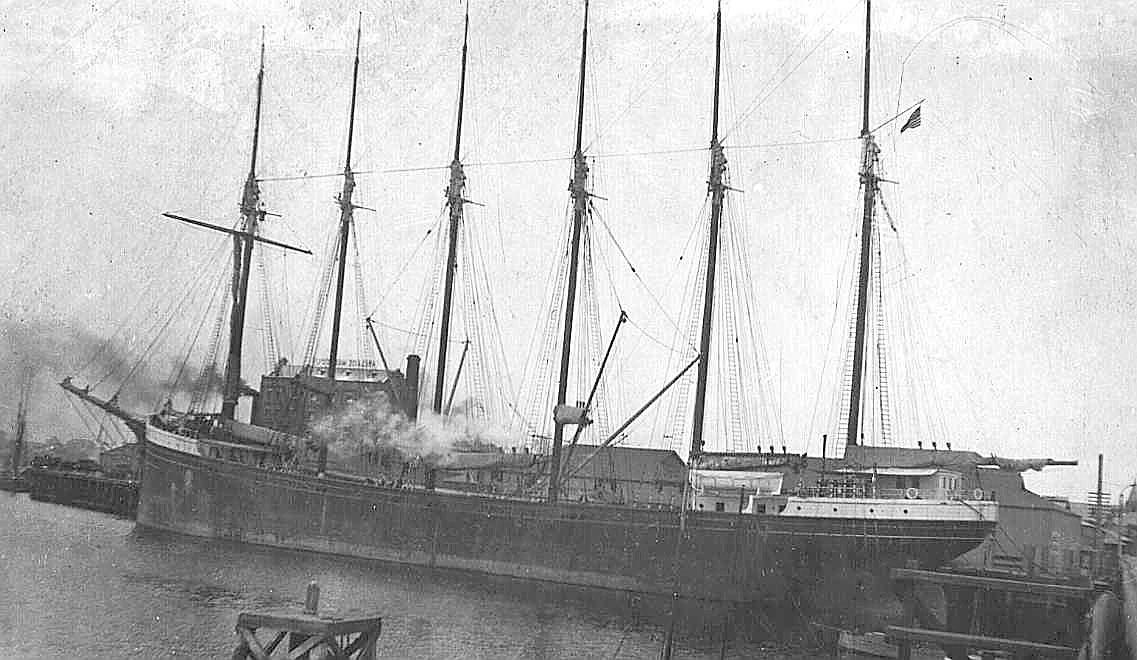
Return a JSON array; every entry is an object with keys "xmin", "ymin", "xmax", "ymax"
[
  {"xmin": 138, "ymin": 439, "xmax": 992, "ymax": 626},
  {"xmin": 25, "ymin": 468, "xmax": 138, "ymax": 517},
  {"xmin": 0, "ymin": 475, "xmax": 27, "ymax": 492}
]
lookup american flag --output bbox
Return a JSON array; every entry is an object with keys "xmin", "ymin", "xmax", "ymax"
[{"xmin": 900, "ymin": 106, "xmax": 922, "ymax": 133}]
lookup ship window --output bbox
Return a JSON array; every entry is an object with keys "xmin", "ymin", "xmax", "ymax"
[{"xmin": 715, "ymin": 502, "xmax": 725, "ymax": 512}]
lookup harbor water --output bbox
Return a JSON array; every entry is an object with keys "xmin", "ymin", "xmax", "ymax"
[{"xmin": 0, "ymin": 493, "xmax": 818, "ymax": 658}]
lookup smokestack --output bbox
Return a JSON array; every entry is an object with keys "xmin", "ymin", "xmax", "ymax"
[{"xmin": 405, "ymin": 354, "xmax": 420, "ymax": 422}]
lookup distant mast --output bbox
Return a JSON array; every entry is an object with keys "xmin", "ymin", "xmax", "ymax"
[
  {"xmin": 12, "ymin": 376, "xmax": 30, "ymax": 476},
  {"xmin": 845, "ymin": 0, "xmax": 878, "ymax": 448},
  {"xmin": 434, "ymin": 5, "xmax": 471, "ymax": 414},
  {"xmin": 327, "ymin": 16, "xmax": 364, "ymax": 384},
  {"xmin": 546, "ymin": 0, "xmax": 591, "ymax": 504},
  {"xmin": 689, "ymin": 0, "xmax": 726, "ymax": 462},
  {"xmin": 220, "ymin": 31, "xmax": 267, "ymax": 422}
]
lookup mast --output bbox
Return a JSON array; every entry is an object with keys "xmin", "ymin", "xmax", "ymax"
[
  {"xmin": 689, "ymin": 0, "xmax": 726, "ymax": 461},
  {"xmin": 221, "ymin": 31, "xmax": 267, "ymax": 422},
  {"xmin": 546, "ymin": 0, "xmax": 591, "ymax": 504},
  {"xmin": 327, "ymin": 15, "xmax": 363, "ymax": 384},
  {"xmin": 846, "ymin": 0, "xmax": 877, "ymax": 448},
  {"xmin": 434, "ymin": 4, "xmax": 470, "ymax": 414},
  {"xmin": 12, "ymin": 376, "xmax": 29, "ymax": 476}
]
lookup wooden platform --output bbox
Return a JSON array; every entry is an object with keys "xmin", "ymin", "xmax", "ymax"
[
  {"xmin": 892, "ymin": 568, "xmax": 1092, "ymax": 600},
  {"xmin": 889, "ymin": 567, "xmax": 1091, "ymax": 660},
  {"xmin": 887, "ymin": 625, "xmax": 1076, "ymax": 659},
  {"xmin": 231, "ymin": 584, "xmax": 381, "ymax": 660}
]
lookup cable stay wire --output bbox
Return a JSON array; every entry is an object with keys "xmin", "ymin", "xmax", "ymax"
[
  {"xmin": 722, "ymin": 0, "xmax": 865, "ymax": 141},
  {"xmin": 367, "ymin": 205, "xmax": 447, "ymax": 320},
  {"xmin": 93, "ymin": 237, "xmax": 231, "ymax": 393}
]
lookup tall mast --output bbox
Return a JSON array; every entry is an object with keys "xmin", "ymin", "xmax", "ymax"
[
  {"xmin": 12, "ymin": 375, "xmax": 29, "ymax": 475},
  {"xmin": 221, "ymin": 30, "xmax": 267, "ymax": 422},
  {"xmin": 689, "ymin": 0, "xmax": 726, "ymax": 461},
  {"xmin": 327, "ymin": 15, "xmax": 363, "ymax": 383},
  {"xmin": 433, "ymin": 4, "xmax": 471, "ymax": 414},
  {"xmin": 546, "ymin": 0, "xmax": 591, "ymax": 504},
  {"xmin": 845, "ymin": 0, "xmax": 877, "ymax": 448}
]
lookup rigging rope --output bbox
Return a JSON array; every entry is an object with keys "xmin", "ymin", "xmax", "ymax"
[
  {"xmin": 722, "ymin": 0, "xmax": 865, "ymax": 141},
  {"xmin": 103, "ymin": 240, "xmax": 230, "ymax": 398}
]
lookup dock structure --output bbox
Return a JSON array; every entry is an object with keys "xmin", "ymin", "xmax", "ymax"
[
  {"xmin": 889, "ymin": 567, "xmax": 1091, "ymax": 659},
  {"xmin": 231, "ymin": 583, "xmax": 381, "ymax": 660},
  {"xmin": 1122, "ymin": 557, "xmax": 1137, "ymax": 658},
  {"xmin": 24, "ymin": 467, "xmax": 138, "ymax": 517}
]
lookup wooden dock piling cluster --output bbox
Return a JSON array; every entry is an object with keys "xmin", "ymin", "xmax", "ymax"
[
  {"xmin": 888, "ymin": 567, "xmax": 1092, "ymax": 659},
  {"xmin": 231, "ymin": 582, "xmax": 382, "ymax": 660}
]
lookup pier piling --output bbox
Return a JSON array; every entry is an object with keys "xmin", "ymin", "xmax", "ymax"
[{"xmin": 231, "ymin": 583, "xmax": 381, "ymax": 660}]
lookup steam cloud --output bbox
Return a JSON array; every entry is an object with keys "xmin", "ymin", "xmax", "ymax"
[{"xmin": 310, "ymin": 390, "xmax": 524, "ymax": 468}]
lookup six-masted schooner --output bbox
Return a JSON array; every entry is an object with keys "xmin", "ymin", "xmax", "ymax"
[{"xmin": 56, "ymin": 0, "xmax": 1005, "ymax": 634}]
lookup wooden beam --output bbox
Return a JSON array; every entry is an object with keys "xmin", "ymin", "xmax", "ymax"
[
  {"xmin": 286, "ymin": 634, "xmax": 325, "ymax": 659},
  {"xmin": 886, "ymin": 626, "xmax": 1078, "ymax": 657},
  {"xmin": 161, "ymin": 213, "xmax": 312, "ymax": 254},
  {"xmin": 237, "ymin": 627, "xmax": 270, "ymax": 660},
  {"xmin": 263, "ymin": 631, "xmax": 286, "ymax": 655},
  {"xmin": 892, "ymin": 568, "xmax": 1091, "ymax": 599}
]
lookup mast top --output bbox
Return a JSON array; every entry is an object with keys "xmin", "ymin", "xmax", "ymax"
[
  {"xmin": 710, "ymin": 0, "xmax": 722, "ymax": 146},
  {"xmin": 572, "ymin": 0, "xmax": 590, "ymax": 156},
  {"xmin": 344, "ymin": 12, "xmax": 362, "ymax": 173},
  {"xmin": 452, "ymin": 1, "xmax": 470, "ymax": 163},
  {"xmin": 860, "ymin": 0, "xmax": 872, "ymax": 137},
  {"xmin": 246, "ymin": 27, "xmax": 267, "ymax": 186}
]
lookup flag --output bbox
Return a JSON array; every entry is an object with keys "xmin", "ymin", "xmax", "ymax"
[{"xmin": 900, "ymin": 106, "xmax": 922, "ymax": 133}]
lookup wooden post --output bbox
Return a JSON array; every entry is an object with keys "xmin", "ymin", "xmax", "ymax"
[
  {"xmin": 230, "ymin": 583, "xmax": 381, "ymax": 660},
  {"xmin": 1095, "ymin": 453, "xmax": 1104, "ymax": 579}
]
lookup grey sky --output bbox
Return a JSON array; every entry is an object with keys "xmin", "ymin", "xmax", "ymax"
[{"xmin": 2, "ymin": 0, "xmax": 1135, "ymax": 500}]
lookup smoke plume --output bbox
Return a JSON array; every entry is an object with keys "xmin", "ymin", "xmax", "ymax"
[{"xmin": 309, "ymin": 390, "xmax": 523, "ymax": 467}]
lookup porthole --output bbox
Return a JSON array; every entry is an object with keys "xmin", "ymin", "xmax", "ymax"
[{"xmin": 903, "ymin": 509, "xmax": 909, "ymax": 514}]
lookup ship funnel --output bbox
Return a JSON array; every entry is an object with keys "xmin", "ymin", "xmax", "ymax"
[{"xmin": 405, "ymin": 354, "xmax": 420, "ymax": 422}]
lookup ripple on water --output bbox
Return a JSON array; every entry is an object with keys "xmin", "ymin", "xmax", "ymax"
[{"xmin": 1, "ymin": 493, "xmax": 820, "ymax": 658}]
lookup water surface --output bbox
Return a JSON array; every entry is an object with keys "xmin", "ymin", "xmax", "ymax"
[{"xmin": 0, "ymin": 494, "xmax": 824, "ymax": 658}]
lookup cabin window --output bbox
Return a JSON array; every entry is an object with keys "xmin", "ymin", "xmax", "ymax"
[{"xmin": 715, "ymin": 502, "xmax": 725, "ymax": 512}]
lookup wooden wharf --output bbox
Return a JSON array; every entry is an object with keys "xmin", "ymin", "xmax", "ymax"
[
  {"xmin": 231, "ymin": 582, "xmax": 382, "ymax": 660},
  {"xmin": 888, "ymin": 567, "xmax": 1093, "ymax": 660}
]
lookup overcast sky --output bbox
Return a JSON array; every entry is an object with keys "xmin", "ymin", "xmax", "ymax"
[{"xmin": 3, "ymin": 0, "xmax": 1135, "ymax": 500}]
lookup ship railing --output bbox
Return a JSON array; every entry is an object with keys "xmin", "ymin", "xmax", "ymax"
[{"xmin": 797, "ymin": 486, "xmax": 972, "ymax": 500}]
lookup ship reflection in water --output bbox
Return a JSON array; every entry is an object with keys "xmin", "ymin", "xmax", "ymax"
[{"xmin": 0, "ymin": 494, "xmax": 820, "ymax": 659}]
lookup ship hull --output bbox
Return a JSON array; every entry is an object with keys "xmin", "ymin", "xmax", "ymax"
[{"xmin": 137, "ymin": 437, "xmax": 993, "ymax": 626}]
